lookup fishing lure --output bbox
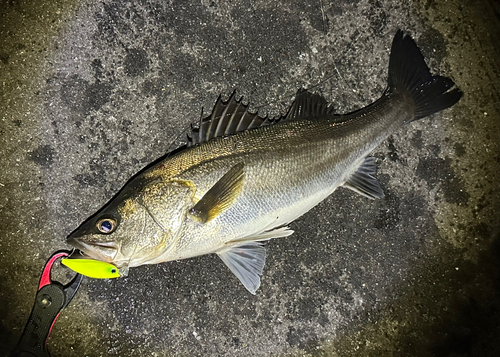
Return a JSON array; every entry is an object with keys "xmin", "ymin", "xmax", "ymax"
[{"xmin": 62, "ymin": 257, "xmax": 121, "ymax": 279}]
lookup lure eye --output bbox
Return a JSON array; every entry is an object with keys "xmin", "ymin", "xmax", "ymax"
[{"xmin": 96, "ymin": 218, "xmax": 117, "ymax": 234}]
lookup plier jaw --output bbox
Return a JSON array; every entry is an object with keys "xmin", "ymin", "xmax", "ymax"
[{"xmin": 11, "ymin": 250, "xmax": 83, "ymax": 357}]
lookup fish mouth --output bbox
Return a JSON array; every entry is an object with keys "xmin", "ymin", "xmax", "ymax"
[{"xmin": 66, "ymin": 237, "xmax": 118, "ymax": 262}]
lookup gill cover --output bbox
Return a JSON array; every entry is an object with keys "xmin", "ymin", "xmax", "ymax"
[{"xmin": 138, "ymin": 180, "xmax": 194, "ymax": 234}]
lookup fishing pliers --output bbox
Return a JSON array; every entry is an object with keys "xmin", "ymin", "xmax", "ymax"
[{"xmin": 11, "ymin": 250, "xmax": 83, "ymax": 357}]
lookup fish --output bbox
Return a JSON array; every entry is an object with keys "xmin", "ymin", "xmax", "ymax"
[{"xmin": 66, "ymin": 30, "xmax": 462, "ymax": 294}]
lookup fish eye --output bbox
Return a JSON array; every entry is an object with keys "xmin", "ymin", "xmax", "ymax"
[
  {"xmin": 96, "ymin": 218, "xmax": 117, "ymax": 234},
  {"xmin": 111, "ymin": 268, "xmax": 117, "ymax": 274}
]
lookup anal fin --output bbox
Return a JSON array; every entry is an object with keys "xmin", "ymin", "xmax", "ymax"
[
  {"xmin": 343, "ymin": 157, "xmax": 384, "ymax": 199},
  {"xmin": 217, "ymin": 242, "xmax": 265, "ymax": 295}
]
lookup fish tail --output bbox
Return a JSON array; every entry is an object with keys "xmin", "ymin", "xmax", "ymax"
[{"xmin": 387, "ymin": 30, "xmax": 462, "ymax": 122}]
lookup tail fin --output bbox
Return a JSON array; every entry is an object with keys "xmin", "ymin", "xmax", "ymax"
[{"xmin": 387, "ymin": 30, "xmax": 462, "ymax": 122}]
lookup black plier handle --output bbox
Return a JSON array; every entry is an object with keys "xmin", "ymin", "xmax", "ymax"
[{"xmin": 11, "ymin": 250, "xmax": 83, "ymax": 357}]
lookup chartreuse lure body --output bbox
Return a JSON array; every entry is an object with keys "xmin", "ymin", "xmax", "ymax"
[{"xmin": 62, "ymin": 258, "xmax": 120, "ymax": 279}]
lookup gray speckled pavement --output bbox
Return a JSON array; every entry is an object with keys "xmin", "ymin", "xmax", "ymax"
[{"xmin": 1, "ymin": 1, "xmax": 499, "ymax": 356}]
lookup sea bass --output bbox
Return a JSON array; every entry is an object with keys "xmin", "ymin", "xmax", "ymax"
[{"xmin": 67, "ymin": 30, "xmax": 462, "ymax": 294}]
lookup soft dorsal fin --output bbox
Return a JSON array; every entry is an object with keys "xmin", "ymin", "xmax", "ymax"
[
  {"xmin": 284, "ymin": 88, "xmax": 336, "ymax": 120},
  {"xmin": 187, "ymin": 89, "xmax": 337, "ymax": 147}
]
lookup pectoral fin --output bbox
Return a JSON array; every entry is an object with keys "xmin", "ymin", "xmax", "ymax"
[
  {"xmin": 189, "ymin": 163, "xmax": 245, "ymax": 223},
  {"xmin": 343, "ymin": 157, "xmax": 384, "ymax": 199},
  {"xmin": 217, "ymin": 242, "xmax": 266, "ymax": 295}
]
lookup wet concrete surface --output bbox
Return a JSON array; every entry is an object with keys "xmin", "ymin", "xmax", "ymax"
[{"xmin": 1, "ymin": 0, "xmax": 499, "ymax": 356}]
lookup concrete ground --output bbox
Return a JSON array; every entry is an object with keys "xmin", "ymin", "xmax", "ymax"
[{"xmin": 1, "ymin": 0, "xmax": 499, "ymax": 356}]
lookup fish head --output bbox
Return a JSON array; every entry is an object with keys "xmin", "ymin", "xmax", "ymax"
[{"xmin": 67, "ymin": 175, "xmax": 195, "ymax": 271}]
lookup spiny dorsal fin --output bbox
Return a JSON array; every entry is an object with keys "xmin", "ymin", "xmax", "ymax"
[
  {"xmin": 187, "ymin": 89, "xmax": 337, "ymax": 147},
  {"xmin": 187, "ymin": 92, "xmax": 278, "ymax": 147},
  {"xmin": 284, "ymin": 88, "xmax": 336, "ymax": 120}
]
